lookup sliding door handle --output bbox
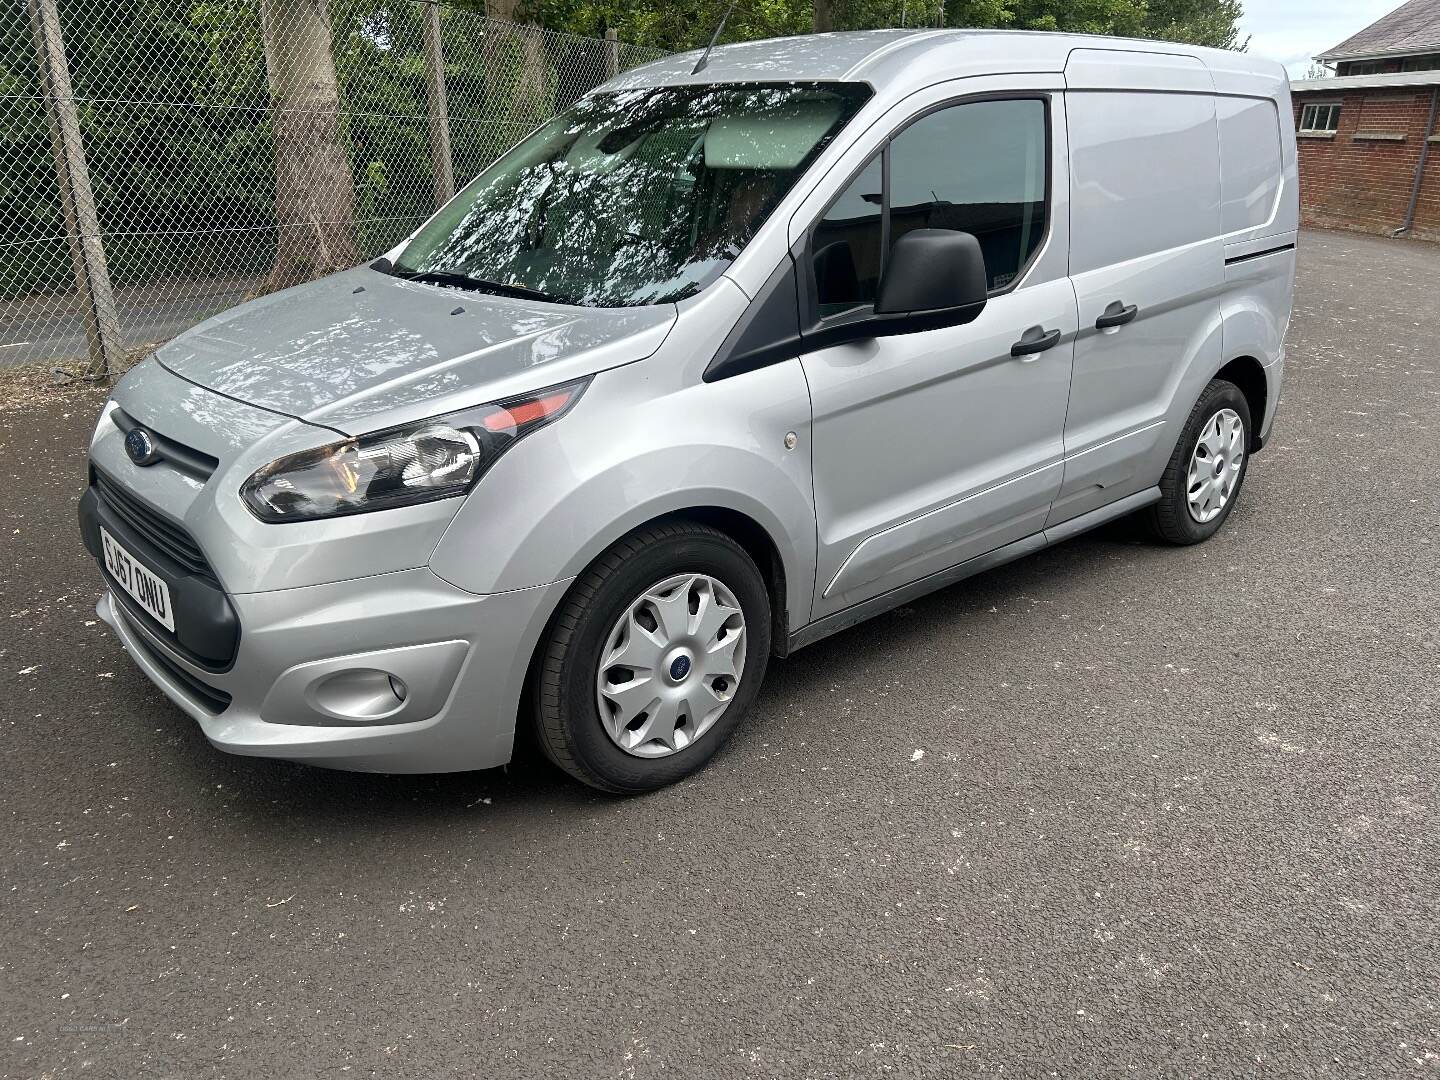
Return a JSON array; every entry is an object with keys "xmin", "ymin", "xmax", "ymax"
[
  {"xmin": 1095, "ymin": 302, "xmax": 1138, "ymax": 329},
  {"xmin": 1011, "ymin": 326, "xmax": 1062, "ymax": 357}
]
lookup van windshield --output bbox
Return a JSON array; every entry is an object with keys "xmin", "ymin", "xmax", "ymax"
[{"xmin": 392, "ymin": 82, "xmax": 872, "ymax": 308}]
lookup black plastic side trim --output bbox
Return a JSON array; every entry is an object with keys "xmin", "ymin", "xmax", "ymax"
[
  {"xmin": 702, "ymin": 257, "xmax": 804, "ymax": 383},
  {"xmin": 790, "ymin": 534, "xmax": 1048, "ymax": 653},
  {"xmin": 805, "ymin": 300, "xmax": 988, "ymax": 350},
  {"xmin": 1224, "ymin": 242, "xmax": 1295, "ymax": 266},
  {"xmin": 786, "ymin": 487, "xmax": 1161, "ymax": 655}
]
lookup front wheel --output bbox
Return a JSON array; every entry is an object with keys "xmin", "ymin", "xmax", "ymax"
[
  {"xmin": 533, "ymin": 521, "xmax": 772, "ymax": 793},
  {"xmin": 1143, "ymin": 379, "xmax": 1252, "ymax": 545}
]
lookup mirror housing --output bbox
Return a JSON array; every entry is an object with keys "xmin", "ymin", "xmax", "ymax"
[
  {"xmin": 804, "ymin": 229, "xmax": 989, "ymax": 350},
  {"xmin": 875, "ymin": 229, "xmax": 989, "ymax": 319}
]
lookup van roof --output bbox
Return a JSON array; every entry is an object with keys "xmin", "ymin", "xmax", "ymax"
[{"xmin": 603, "ymin": 29, "xmax": 1288, "ymax": 97}]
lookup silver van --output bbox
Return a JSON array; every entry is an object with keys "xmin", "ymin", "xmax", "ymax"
[{"xmin": 80, "ymin": 30, "xmax": 1297, "ymax": 792}]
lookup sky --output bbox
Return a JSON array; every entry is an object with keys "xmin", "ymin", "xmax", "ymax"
[{"xmin": 1237, "ymin": 0, "xmax": 1407, "ymax": 78}]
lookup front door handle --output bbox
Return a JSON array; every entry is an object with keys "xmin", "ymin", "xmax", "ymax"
[
  {"xmin": 1011, "ymin": 326, "xmax": 1062, "ymax": 357},
  {"xmin": 1095, "ymin": 302, "xmax": 1138, "ymax": 329}
]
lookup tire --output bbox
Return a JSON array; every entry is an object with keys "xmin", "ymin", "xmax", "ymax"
[
  {"xmin": 533, "ymin": 521, "xmax": 772, "ymax": 793},
  {"xmin": 1143, "ymin": 378, "xmax": 1253, "ymax": 545}
]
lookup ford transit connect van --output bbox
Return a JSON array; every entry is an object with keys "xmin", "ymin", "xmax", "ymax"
[{"xmin": 80, "ymin": 31, "xmax": 1296, "ymax": 792}]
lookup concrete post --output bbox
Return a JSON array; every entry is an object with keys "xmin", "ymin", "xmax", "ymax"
[
  {"xmin": 422, "ymin": 0, "xmax": 456, "ymax": 208},
  {"xmin": 27, "ymin": 0, "xmax": 122, "ymax": 377},
  {"xmin": 604, "ymin": 28, "xmax": 619, "ymax": 81}
]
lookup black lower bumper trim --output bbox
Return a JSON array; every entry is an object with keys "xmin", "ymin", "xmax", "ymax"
[{"xmin": 113, "ymin": 602, "xmax": 232, "ymax": 715}]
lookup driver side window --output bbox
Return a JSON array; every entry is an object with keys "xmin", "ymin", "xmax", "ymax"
[
  {"xmin": 813, "ymin": 156, "xmax": 883, "ymax": 318},
  {"xmin": 812, "ymin": 97, "xmax": 1049, "ymax": 317}
]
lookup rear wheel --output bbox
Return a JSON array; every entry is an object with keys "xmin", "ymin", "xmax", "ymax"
[
  {"xmin": 1143, "ymin": 379, "xmax": 1252, "ymax": 545},
  {"xmin": 533, "ymin": 521, "xmax": 771, "ymax": 793}
]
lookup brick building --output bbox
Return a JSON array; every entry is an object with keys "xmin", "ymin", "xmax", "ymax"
[{"xmin": 1289, "ymin": 0, "xmax": 1440, "ymax": 240}]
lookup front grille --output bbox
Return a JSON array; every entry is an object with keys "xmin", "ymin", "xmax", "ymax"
[
  {"xmin": 93, "ymin": 469, "xmax": 215, "ymax": 581},
  {"xmin": 110, "ymin": 407, "xmax": 219, "ymax": 481},
  {"xmin": 116, "ymin": 604, "xmax": 232, "ymax": 715}
]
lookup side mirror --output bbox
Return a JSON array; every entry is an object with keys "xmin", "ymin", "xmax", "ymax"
[
  {"xmin": 875, "ymin": 229, "xmax": 989, "ymax": 323},
  {"xmin": 800, "ymin": 229, "xmax": 989, "ymax": 352}
]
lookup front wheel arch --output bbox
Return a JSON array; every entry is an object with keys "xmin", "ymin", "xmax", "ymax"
[
  {"xmin": 529, "ymin": 518, "xmax": 774, "ymax": 792},
  {"xmin": 665, "ymin": 507, "xmax": 790, "ymax": 658}
]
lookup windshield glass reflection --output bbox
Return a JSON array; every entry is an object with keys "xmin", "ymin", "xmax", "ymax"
[{"xmin": 394, "ymin": 82, "xmax": 872, "ymax": 308}]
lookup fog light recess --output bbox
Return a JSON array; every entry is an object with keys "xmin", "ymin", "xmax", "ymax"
[{"xmin": 310, "ymin": 668, "xmax": 408, "ymax": 722}]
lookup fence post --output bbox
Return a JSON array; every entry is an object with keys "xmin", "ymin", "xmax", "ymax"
[
  {"xmin": 604, "ymin": 28, "xmax": 619, "ymax": 81},
  {"xmin": 422, "ymin": 0, "xmax": 455, "ymax": 208},
  {"xmin": 27, "ymin": 0, "xmax": 121, "ymax": 378}
]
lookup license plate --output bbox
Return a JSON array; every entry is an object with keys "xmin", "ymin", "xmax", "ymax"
[{"xmin": 100, "ymin": 527, "xmax": 175, "ymax": 632}]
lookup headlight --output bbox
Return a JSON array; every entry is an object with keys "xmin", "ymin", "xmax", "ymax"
[{"xmin": 240, "ymin": 379, "xmax": 587, "ymax": 522}]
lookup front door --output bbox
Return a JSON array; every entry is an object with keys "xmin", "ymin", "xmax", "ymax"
[{"xmin": 800, "ymin": 95, "xmax": 1077, "ymax": 619}]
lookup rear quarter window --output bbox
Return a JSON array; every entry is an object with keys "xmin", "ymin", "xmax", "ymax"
[{"xmin": 1067, "ymin": 90, "xmax": 1221, "ymax": 275}]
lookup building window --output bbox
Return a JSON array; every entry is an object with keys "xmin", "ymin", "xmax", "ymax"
[
  {"xmin": 1347, "ymin": 60, "xmax": 1385, "ymax": 75},
  {"xmin": 1299, "ymin": 103, "xmax": 1341, "ymax": 133},
  {"xmin": 1400, "ymin": 55, "xmax": 1440, "ymax": 72}
]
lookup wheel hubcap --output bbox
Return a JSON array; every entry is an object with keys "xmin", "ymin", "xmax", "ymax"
[
  {"xmin": 1186, "ymin": 407, "xmax": 1245, "ymax": 523},
  {"xmin": 595, "ymin": 573, "xmax": 747, "ymax": 758}
]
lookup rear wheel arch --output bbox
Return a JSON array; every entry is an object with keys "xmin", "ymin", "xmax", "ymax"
[
  {"xmin": 1143, "ymin": 378, "xmax": 1253, "ymax": 545},
  {"xmin": 1214, "ymin": 355, "xmax": 1267, "ymax": 450}
]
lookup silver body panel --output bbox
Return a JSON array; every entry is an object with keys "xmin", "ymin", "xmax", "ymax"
[
  {"xmin": 96, "ymin": 571, "xmax": 567, "ymax": 772},
  {"xmin": 99, "ymin": 364, "xmax": 465, "ymax": 593},
  {"xmin": 798, "ymin": 74, "xmax": 1074, "ymax": 616},
  {"xmin": 84, "ymin": 30, "xmax": 1296, "ymax": 772},
  {"xmin": 156, "ymin": 264, "xmax": 678, "ymax": 434}
]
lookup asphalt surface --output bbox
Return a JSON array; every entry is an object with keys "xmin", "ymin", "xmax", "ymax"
[
  {"xmin": 1, "ymin": 229, "xmax": 1437, "ymax": 1079},
  {"xmin": 0, "ymin": 277, "xmax": 261, "ymax": 371}
]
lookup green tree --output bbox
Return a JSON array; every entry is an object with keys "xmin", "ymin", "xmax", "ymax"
[
  {"xmin": 516, "ymin": 0, "xmax": 1244, "ymax": 54},
  {"xmin": 945, "ymin": 0, "xmax": 1145, "ymax": 36},
  {"xmin": 257, "ymin": 0, "xmax": 359, "ymax": 289},
  {"xmin": 1143, "ymin": 0, "xmax": 1247, "ymax": 49},
  {"xmin": 517, "ymin": 0, "xmax": 809, "ymax": 54}
]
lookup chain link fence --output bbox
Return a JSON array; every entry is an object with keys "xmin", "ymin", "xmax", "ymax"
[{"xmin": 1, "ymin": 0, "xmax": 666, "ymax": 375}]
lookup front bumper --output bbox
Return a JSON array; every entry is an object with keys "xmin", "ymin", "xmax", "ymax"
[{"xmin": 95, "ymin": 567, "xmax": 570, "ymax": 773}]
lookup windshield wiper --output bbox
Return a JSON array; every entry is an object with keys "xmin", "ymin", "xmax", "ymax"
[{"xmin": 389, "ymin": 266, "xmax": 560, "ymax": 304}]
